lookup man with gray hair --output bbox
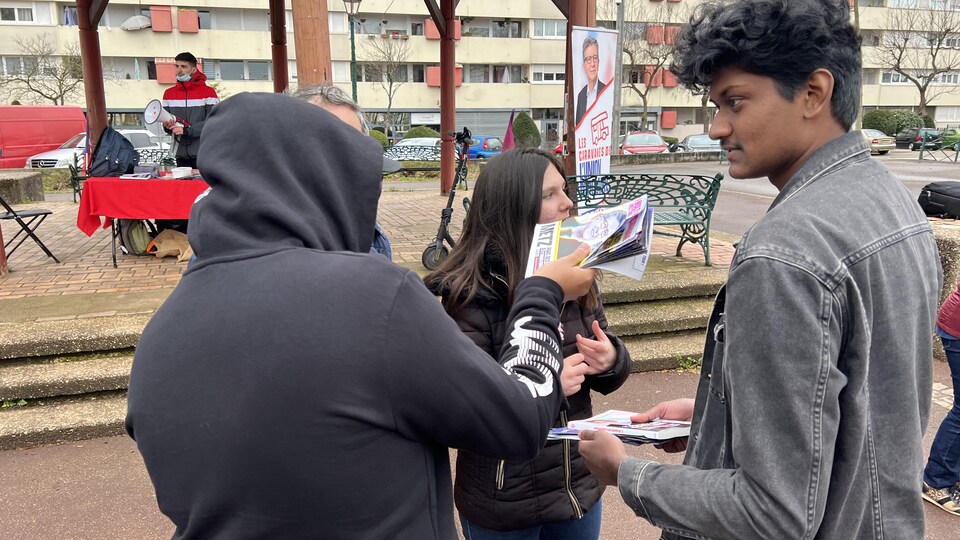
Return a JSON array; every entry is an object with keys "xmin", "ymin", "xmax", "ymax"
[
  {"xmin": 291, "ymin": 82, "xmax": 369, "ymax": 134},
  {"xmin": 575, "ymin": 35, "xmax": 604, "ymax": 125},
  {"xmin": 291, "ymin": 82, "xmax": 393, "ymax": 258}
]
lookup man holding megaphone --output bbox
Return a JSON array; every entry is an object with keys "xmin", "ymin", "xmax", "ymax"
[
  {"xmin": 160, "ymin": 52, "xmax": 219, "ymax": 170},
  {"xmin": 152, "ymin": 52, "xmax": 219, "ymax": 234}
]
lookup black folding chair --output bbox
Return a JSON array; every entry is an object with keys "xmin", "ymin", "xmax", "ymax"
[{"xmin": 0, "ymin": 194, "xmax": 60, "ymax": 263}]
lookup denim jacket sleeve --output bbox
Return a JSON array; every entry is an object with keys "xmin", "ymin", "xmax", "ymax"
[{"xmin": 617, "ymin": 255, "xmax": 845, "ymax": 539}]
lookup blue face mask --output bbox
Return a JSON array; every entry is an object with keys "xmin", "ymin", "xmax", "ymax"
[{"xmin": 176, "ymin": 73, "xmax": 192, "ymax": 82}]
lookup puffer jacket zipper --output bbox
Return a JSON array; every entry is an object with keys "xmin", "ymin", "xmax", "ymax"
[
  {"xmin": 496, "ymin": 460, "xmax": 506, "ymax": 490},
  {"xmin": 560, "ymin": 410, "xmax": 584, "ymax": 518}
]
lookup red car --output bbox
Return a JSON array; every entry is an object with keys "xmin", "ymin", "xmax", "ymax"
[{"xmin": 619, "ymin": 131, "xmax": 670, "ymax": 154}]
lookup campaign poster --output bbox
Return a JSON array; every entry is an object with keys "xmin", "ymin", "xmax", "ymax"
[{"xmin": 571, "ymin": 26, "xmax": 617, "ymax": 176}]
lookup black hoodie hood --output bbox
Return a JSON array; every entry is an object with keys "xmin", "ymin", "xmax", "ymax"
[{"xmin": 189, "ymin": 92, "xmax": 383, "ymax": 260}]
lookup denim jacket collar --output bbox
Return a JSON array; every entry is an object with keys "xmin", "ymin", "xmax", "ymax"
[{"xmin": 769, "ymin": 131, "xmax": 871, "ymax": 213}]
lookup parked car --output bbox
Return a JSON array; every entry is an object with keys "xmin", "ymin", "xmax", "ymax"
[
  {"xmin": 25, "ymin": 129, "xmax": 169, "ymax": 169},
  {"xmin": 860, "ymin": 129, "xmax": 895, "ymax": 155},
  {"xmin": 467, "ymin": 135, "xmax": 503, "ymax": 159},
  {"xmin": 619, "ymin": 131, "xmax": 670, "ymax": 154},
  {"xmin": 672, "ymin": 133, "xmax": 721, "ymax": 152},
  {"xmin": 940, "ymin": 128, "xmax": 960, "ymax": 151},
  {"xmin": 393, "ymin": 137, "xmax": 441, "ymax": 148},
  {"xmin": 894, "ymin": 127, "xmax": 942, "ymax": 151}
]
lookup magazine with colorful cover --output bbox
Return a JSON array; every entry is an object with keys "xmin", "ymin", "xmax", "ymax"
[{"xmin": 524, "ymin": 196, "xmax": 654, "ymax": 281}]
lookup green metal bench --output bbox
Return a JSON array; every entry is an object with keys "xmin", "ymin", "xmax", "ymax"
[{"xmin": 566, "ymin": 172, "xmax": 724, "ymax": 266}]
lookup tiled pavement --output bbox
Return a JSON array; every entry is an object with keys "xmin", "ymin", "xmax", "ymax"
[{"xmin": 0, "ymin": 186, "xmax": 735, "ymax": 300}]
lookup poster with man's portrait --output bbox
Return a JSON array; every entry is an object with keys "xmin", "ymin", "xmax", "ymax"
[{"xmin": 571, "ymin": 26, "xmax": 617, "ymax": 176}]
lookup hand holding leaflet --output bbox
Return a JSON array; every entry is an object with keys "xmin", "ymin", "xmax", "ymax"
[{"xmin": 525, "ymin": 196, "xmax": 654, "ymax": 281}]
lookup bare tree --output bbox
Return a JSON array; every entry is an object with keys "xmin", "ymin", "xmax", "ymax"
[
  {"xmin": 359, "ymin": 32, "xmax": 412, "ymax": 138},
  {"xmin": 0, "ymin": 34, "xmax": 84, "ymax": 105},
  {"xmin": 598, "ymin": 0, "xmax": 690, "ymax": 129},
  {"xmin": 872, "ymin": 4, "xmax": 960, "ymax": 116}
]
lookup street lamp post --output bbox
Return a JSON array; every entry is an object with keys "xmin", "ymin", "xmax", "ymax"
[{"xmin": 343, "ymin": 0, "xmax": 362, "ymax": 102}]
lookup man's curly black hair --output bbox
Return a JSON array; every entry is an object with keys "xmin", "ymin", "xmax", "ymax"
[{"xmin": 671, "ymin": 0, "xmax": 861, "ymax": 130}]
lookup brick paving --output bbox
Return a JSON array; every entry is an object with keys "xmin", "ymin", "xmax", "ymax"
[{"xmin": 0, "ymin": 187, "xmax": 734, "ymax": 299}]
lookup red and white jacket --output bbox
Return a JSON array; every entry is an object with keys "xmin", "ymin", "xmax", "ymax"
[{"xmin": 162, "ymin": 70, "xmax": 219, "ymax": 160}]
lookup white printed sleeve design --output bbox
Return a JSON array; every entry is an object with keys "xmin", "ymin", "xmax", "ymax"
[{"xmin": 501, "ymin": 315, "xmax": 562, "ymax": 398}]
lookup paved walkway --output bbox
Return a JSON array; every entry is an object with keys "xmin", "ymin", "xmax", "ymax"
[{"xmin": 0, "ymin": 184, "xmax": 735, "ymax": 302}]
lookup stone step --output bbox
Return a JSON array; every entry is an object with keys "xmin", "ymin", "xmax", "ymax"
[
  {"xmin": 622, "ymin": 330, "xmax": 707, "ymax": 372},
  {"xmin": 598, "ymin": 264, "xmax": 725, "ymax": 304},
  {"xmin": 0, "ymin": 329, "xmax": 710, "ymax": 451},
  {"xmin": 0, "ymin": 391, "xmax": 128, "ymax": 451},
  {"xmin": 0, "ymin": 314, "xmax": 151, "ymax": 361},
  {"xmin": 604, "ymin": 297, "xmax": 715, "ymax": 337},
  {"xmin": 0, "ymin": 352, "xmax": 134, "ymax": 401}
]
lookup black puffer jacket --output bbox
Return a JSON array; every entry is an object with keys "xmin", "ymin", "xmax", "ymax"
[{"xmin": 429, "ymin": 246, "xmax": 631, "ymax": 531}]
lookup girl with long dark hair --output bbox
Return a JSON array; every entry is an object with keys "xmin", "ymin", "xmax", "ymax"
[{"xmin": 425, "ymin": 148, "xmax": 631, "ymax": 539}]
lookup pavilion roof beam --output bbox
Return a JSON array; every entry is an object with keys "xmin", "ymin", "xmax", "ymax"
[
  {"xmin": 552, "ymin": 0, "xmax": 570, "ymax": 20},
  {"xmin": 87, "ymin": 0, "xmax": 108, "ymax": 27},
  {"xmin": 424, "ymin": 0, "xmax": 446, "ymax": 37}
]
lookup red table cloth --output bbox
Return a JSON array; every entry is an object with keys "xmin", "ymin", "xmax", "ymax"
[{"xmin": 77, "ymin": 177, "xmax": 210, "ymax": 236}]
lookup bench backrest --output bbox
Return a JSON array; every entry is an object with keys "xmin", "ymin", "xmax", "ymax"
[{"xmin": 566, "ymin": 172, "xmax": 723, "ymax": 217}]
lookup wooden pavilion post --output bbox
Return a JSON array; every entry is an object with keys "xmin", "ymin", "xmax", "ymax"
[
  {"xmin": 562, "ymin": 0, "xmax": 596, "ymax": 177},
  {"xmin": 269, "ymin": 0, "xmax": 289, "ymax": 93},
  {"xmin": 439, "ymin": 0, "xmax": 457, "ymax": 194},
  {"xmin": 291, "ymin": 0, "xmax": 333, "ymax": 85},
  {"xmin": 76, "ymin": 0, "xmax": 108, "ymax": 149}
]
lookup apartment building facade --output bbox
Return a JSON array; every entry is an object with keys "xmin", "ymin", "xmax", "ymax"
[{"xmin": 2, "ymin": 0, "xmax": 960, "ymax": 139}]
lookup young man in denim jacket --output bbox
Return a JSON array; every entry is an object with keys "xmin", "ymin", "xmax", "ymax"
[{"xmin": 580, "ymin": 1, "xmax": 943, "ymax": 538}]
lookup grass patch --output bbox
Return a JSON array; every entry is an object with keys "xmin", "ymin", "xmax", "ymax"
[
  {"xmin": 1, "ymin": 399, "xmax": 29, "ymax": 409},
  {"xmin": 40, "ymin": 169, "xmax": 73, "ymax": 192},
  {"xmin": 387, "ymin": 162, "xmax": 483, "ymax": 183},
  {"xmin": 675, "ymin": 354, "xmax": 703, "ymax": 371}
]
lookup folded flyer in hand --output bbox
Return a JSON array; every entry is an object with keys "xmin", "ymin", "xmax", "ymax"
[
  {"xmin": 524, "ymin": 196, "xmax": 654, "ymax": 281},
  {"xmin": 545, "ymin": 409, "xmax": 691, "ymax": 445}
]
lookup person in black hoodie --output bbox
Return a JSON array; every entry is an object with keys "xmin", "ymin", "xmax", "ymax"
[
  {"xmin": 425, "ymin": 148, "xmax": 631, "ymax": 539},
  {"xmin": 125, "ymin": 92, "xmax": 596, "ymax": 540}
]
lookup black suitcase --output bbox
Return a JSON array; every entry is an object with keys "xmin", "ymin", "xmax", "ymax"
[{"xmin": 918, "ymin": 181, "xmax": 960, "ymax": 219}]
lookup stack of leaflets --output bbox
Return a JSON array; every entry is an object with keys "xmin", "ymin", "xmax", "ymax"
[
  {"xmin": 524, "ymin": 196, "xmax": 655, "ymax": 281},
  {"xmin": 547, "ymin": 409, "xmax": 691, "ymax": 446}
]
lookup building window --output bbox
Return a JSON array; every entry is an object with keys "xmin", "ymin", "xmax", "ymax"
[
  {"xmin": 328, "ymin": 11, "xmax": 346, "ymax": 33},
  {"xmin": 491, "ymin": 20, "xmax": 522, "ymax": 38},
  {"xmin": 410, "ymin": 22, "xmax": 423, "ymax": 36},
  {"xmin": 412, "ymin": 64, "xmax": 425, "ymax": 82},
  {"xmin": 881, "ymin": 71, "xmax": 912, "ymax": 84},
  {"xmin": 532, "ymin": 64, "xmax": 565, "ymax": 83},
  {"xmin": 219, "ymin": 60, "xmax": 245, "ymax": 80},
  {"xmin": 465, "ymin": 23, "xmax": 489, "ymax": 37},
  {"xmin": 466, "ymin": 64, "xmax": 490, "ymax": 83},
  {"xmin": 0, "ymin": 5, "xmax": 34, "ymax": 22},
  {"xmin": 936, "ymin": 106, "xmax": 960, "ymax": 123},
  {"xmin": 937, "ymin": 72, "xmax": 960, "ymax": 84},
  {"xmin": 243, "ymin": 10, "xmax": 269, "ymax": 32},
  {"xmin": 533, "ymin": 19, "xmax": 565, "ymax": 38},
  {"xmin": 332, "ymin": 61, "xmax": 348, "ymax": 82},
  {"xmin": 248, "ymin": 61, "xmax": 271, "ymax": 80},
  {"xmin": 198, "ymin": 10, "xmax": 211, "ymax": 29}
]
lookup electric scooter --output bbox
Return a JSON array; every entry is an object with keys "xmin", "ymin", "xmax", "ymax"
[{"xmin": 421, "ymin": 127, "xmax": 472, "ymax": 270}]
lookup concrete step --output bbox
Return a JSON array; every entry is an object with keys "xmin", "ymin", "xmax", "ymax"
[
  {"xmin": 0, "ymin": 391, "xmax": 127, "ymax": 451},
  {"xmin": 0, "ymin": 314, "xmax": 150, "ymax": 360},
  {"xmin": 598, "ymin": 264, "xmax": 725, "ymax": 304},
  {"xmin": 622, "ymin": 330, "xmax": 707, "ymax": 372},
  {"xmin": 605, "ymin": 297, "xmax": 715, "ymax": 337},
  {"xmin": 0, "ymin": 352, "xmax": 134, "ymax": 401}
]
